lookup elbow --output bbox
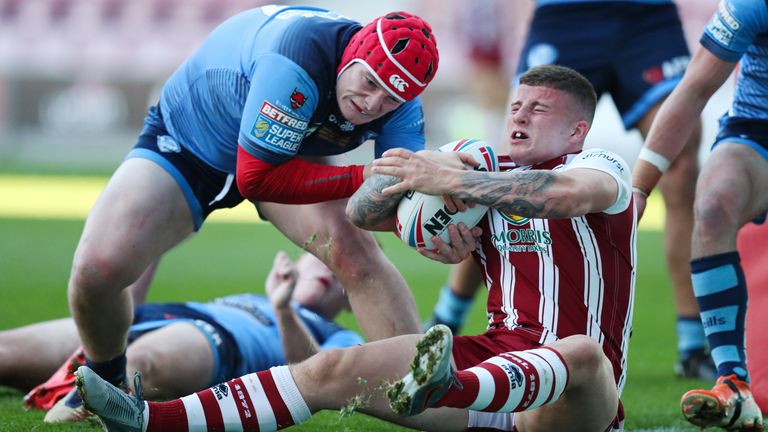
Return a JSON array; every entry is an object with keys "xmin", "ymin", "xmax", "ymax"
[
  {"xmin": 548, "ymin": 191, "xmax": 592, "ymax": 218},
  {"xmin": 344, "ymin": 194, "xmax": 396, "ymax": 231},
  {"xmin": 236, "ymin": 174, "xmax": 260, "ymax": 201}
]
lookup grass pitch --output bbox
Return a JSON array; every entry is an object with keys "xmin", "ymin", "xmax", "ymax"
[{"xmin": 0, "ymin": 175, "xmax": 712, "ymax": 431}]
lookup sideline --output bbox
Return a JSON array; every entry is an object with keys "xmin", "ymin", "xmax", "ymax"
[{"xmin": 0, "ymin": 174, "xmax": 664, "ymax": 229}]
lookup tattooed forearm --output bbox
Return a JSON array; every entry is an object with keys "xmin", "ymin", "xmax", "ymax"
[
  {"xmin": 455, "ymin": 170, "xmax": 569, "ymax": 219},
  {"xmin": 346, "ymin": 174, "xmax": 405, "ymax": 229}
]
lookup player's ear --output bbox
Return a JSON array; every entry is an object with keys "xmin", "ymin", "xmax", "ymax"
[{"xmin": 569, "ymin": 120, "xmax": 589, "ymax": 142}]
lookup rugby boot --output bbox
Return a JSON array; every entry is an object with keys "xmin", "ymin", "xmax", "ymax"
[
  {"xmin": 421, "ymin": 315, "xmax": 461, "ymax": 335},
  {"xmin": 44, "ymin": 387, "xmax": 92, "ymax": 423},
  {"xmin": 675, "ymin": 348, "xmax": 717, "ymax": 381},
  {"xmin": 75, "ymin": 366, "xmax": 145, "ymax": 432},
  {"xmin": 387, "ymin": 324, "xmax": 460, "ymax": 416},
  {"xmin": 681, "ymin": 374, "xmax": 764, "ymax": 431},
  {"xmin": 25, "ymin": 346, "xmax": 84, "ymax": 412}
]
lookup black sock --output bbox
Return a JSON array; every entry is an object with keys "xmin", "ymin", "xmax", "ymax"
[{"xmin": 85, "ymin": 351, "xmax": 127, "ymax": 387}]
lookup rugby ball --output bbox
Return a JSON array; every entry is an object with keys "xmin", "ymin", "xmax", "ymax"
[{"xmin": 396, "ymin": 139, "xmax": 498, "ymax": 249}]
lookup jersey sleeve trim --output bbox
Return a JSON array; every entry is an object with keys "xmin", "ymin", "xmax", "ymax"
[
  {"xmin": 563, "ymin": 149, "xmax": 632, "ymax": 215},
  {"xmin": 700, "ymin": 34, "xmax": 743, "ymax": 63}
]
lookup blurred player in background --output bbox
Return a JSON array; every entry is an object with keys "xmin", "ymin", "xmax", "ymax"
[
  {"xmin": 425, "ymin": 0, "xmax": 713, "ymax": 381},
  {"xmin": 0, "ymin": 252, "xmax": 361, "ymax": 424},
  {"xmin": 75, "ymin": 64, "xmax": 636, "ymax": 432},
  {"xmin": 66, "ymin": 3, "xmax": 439, "ymax": 415},
  {"xmin": 633, "ymin": 0, "xmax": 768, "ymax": 429}
]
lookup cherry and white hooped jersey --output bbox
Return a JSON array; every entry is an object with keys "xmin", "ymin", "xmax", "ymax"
[{"xmin": 474, "ymin": 149, "xmax": 637, "ymax": 393}]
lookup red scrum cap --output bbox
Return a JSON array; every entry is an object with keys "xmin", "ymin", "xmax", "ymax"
[{"xmin": 338, "ymin": 12, "xmax": 439, "ymax": 103}]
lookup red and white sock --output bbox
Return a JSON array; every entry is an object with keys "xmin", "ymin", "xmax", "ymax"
[
  {"xmin": 436, "ymin": 347, "xmax": 569, "ymax": 412},
  {"xmin": 145, "ymin": 366, "xmax": 311, "ymax": 431}
]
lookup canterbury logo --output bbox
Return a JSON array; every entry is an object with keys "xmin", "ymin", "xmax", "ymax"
[{"xmin": 389, "ymin": 74, "xmax": 409, "ymax": 92}]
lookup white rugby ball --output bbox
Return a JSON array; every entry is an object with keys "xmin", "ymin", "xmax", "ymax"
[{"xmin": 396, "ymin": 139, "xmax": 498, "ymax": 249}]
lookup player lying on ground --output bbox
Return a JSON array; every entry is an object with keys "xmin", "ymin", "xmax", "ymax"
[
  {"xmin": 0, "ymin": 252, "xmax": 361, "ymax": 424},
  {"xmin": 74, "ymin": 65, "xmax": 636, "ymax": 432}
]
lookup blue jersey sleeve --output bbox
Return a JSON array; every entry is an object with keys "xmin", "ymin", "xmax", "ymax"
[
  {"xmin": 239, "ymin": 53, "xmax": 320, "ymax": 164},
  {"xmin": 373, "ymin": 97, "xmax": 426, "ymax": 158},
  {"xmin": 700, "ymin": 0, "xmax": 768, "ymax": 62},
  {"xmin": 318, "ymin": 329, "xmax": 365, "ymax": 350}
]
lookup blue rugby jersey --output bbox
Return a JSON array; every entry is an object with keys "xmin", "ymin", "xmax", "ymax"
[
  {"xmin": 151, "ymin": 5, "xmax": 425, "ymax": 173},
  {"xmin": 187, "ymin": 294, "xmax": 362, "ymax": 375},
  {"xmin": 701, "ymin": 0, "xmax": 768, "ymax": 120}
]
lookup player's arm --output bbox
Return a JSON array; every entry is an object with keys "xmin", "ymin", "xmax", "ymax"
[
  {"xmin": 345, "ymin": 173, "xmax": 403, "ymax": 231},
  {"xmin": 346, "ymin": 98, "xmax": 428, "ymax": 230},
  {"xmin": 451, "ymin": 167, "xmax": 622, "ymax": 218},
  {"xmin": 265, "ymin": 252, "xmax": 321, "ymax": 363},
  {"xmin": 236, "ymin": 54, "xmax": 367, "ymax": 204},
  {"xmin": 236, "ymin": 149, "xmax": 366, "ymax": 204},
  {"xmin": 373, "ymin": 148, "xmax": 631, "ymax": 218},
  {"xmin": 272, "ymin": 306, "xmax": 321, "ymax": 363},
  {"xmin": 633, "ymin": 47, "xmax": 736, "ymax": 197}
]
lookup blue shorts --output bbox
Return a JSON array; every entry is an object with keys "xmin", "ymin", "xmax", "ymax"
[
  {"xmin": 127, "ymin": 106, "xmax": 248, "ymax": 230},
  {"xmin": 517, "ymin": 2, "xmax": 690, "ymax": 129},
  {"xmin": 713, "ymin": 114, "xmax": 768, "ymax": 162},
  {"xmin": 129, "ymin": 303, "xmax": 240, "ymax": 387},
  {"xmin": 712, "ymin": 115, "xmax": 768, "ymax": 225}
]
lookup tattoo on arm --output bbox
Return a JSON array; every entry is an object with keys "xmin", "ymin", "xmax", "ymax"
[
  {"xmin": 348, "ymin": 174, "xmax": 405, "ymax": 227},
  {"xmin": 455, "ymin": 171, "xmax": 568, "ymax": 219}
]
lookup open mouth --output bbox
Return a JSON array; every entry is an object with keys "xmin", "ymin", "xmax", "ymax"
[{"xmin": 511, "ymin": 130, "xmax": 529, "ymax": 140}]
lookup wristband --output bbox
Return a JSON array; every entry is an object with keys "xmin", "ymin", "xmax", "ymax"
[
  {"xmin": 638, "ymin": 147, "xmax": 671, "ymax": 173},
  {"xmin": 632, "ymin": 187, "xmax": 649, "ymax": 198}
]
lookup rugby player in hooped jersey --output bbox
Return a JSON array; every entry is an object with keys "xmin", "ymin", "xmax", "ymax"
[
  {"xmin": 73, "ymin": 65, "xmax": 634, "ymax": 432},
  {"xmin": 63, "ymin": 4, "xmax": 439, "ymax": 423}
]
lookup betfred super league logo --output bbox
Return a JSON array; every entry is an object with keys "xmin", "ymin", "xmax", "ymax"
[{"xmin": 290, "ymin": 88, "xmax": 306, "ymax": 109}]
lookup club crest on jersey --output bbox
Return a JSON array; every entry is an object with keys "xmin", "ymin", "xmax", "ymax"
[
  {"xmin": 500, "ymin": 212, "xmax": 530, "ymax": 226},
  {"xmin": 290, "ymin": 88, "xmax": 307, "ymax": 110}
]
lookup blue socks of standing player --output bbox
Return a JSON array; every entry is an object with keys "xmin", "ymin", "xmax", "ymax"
[
  {"xmin": 676, "ymin": 316, "xmax": 707, "ymax": 356},
  {"xmin": 431, "ymin": 285, "xmax": 475, "ymax": 334},
  {"xmin": 691, "ymin": 252, "xmax": 749, "ymax": 380},
  {"xmin": 675, "ymin": 316, "xmax": 716, "ymax": 379}
]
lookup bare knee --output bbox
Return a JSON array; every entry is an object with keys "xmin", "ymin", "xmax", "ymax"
[
  {"xmin": 557, "ymin": 335, "xmax": 611, "ymax": 387},
  {"xmin": 69, "ymin": 245, "xmax": 137, "ymax": 300},
  {"xmin": 693, "ymin": 191, "xmax": 739, "ymax": 244}
]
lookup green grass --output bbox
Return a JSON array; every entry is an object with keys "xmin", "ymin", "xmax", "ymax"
[{"xmin": 0, "ymin": 217, "xmax": 713, "ymax": 431}]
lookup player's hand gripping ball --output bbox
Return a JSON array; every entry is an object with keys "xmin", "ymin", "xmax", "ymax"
[{"xmin": 396, "ymin": 139, "xmax": 497, "ymax": 249}]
